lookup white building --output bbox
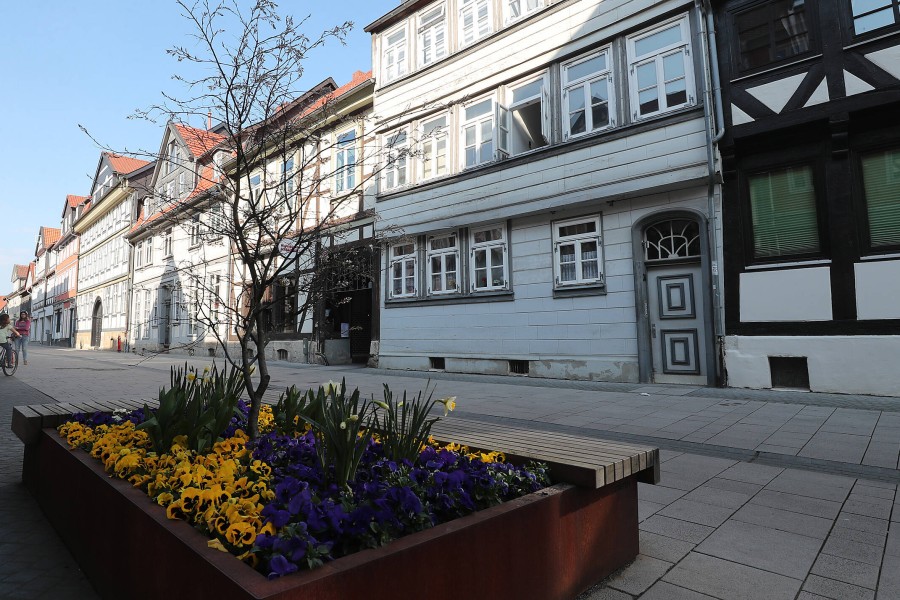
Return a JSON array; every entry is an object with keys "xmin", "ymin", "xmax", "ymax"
[
  {"xmin": 366, "ymin": 0, "xmax": 724, "ymax": 384},
  {"xmin": 31, "ymin": 227, "xmax": 60, "ymax": 345},
  {"xmin": 74, "ymin": 154, "xmax": 154, "ymax": 350},
  {"xmin": 126, "ymin": 122, "xmax": 232, "ymax": 357}
]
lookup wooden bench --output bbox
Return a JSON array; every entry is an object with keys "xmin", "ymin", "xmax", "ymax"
[{"xmin": 431, "ymin": 418, "xmax": 659, "ymax": 487}]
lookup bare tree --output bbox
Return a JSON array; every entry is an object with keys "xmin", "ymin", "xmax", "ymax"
[{"xmin": 128, "ymin": 0, "xmax": 392, "ymax": 438}]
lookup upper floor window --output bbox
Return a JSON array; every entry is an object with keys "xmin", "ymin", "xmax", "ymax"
[
  {"xmin": 421, "ymin": 115, "xmax": 449, "ymax": 180},
  {"xmin": 459, "ymin": 0, "xmax": 492, "ymax": 47},
  {"xmin": 748, "ymin": 164, "xmax": 821, "ymax": 259},
  {"xmin": 335, "ymin": 130, "xmax": 357, "ymax": 193},
  {"xmin": 851, "ymin": 0, "xmax": 900, "ymax": 35},
  {"xmin": 249, "ymin": 174, "xmax": 262, "ymax": 203},
  {"xmin": 280, "ymin": 157, "xmax": 295, "ymax": 200},
  {"xmin": 427, "ymin": 233, "xmax": 460, "ymax": 294},
  {"xmin": 470, "ymin": 224, "xmax": 508, "ymax": 291},
  {"xmin": 167, "ymin": 141, "xmax": 179, "ymax": 175},
  {"xmin": 553, "ymin": 216, "xmax": 604, "ymax": 287},
  {"xmin": 390, "ymin": 242, "xmax": 418, "ymax": 298},
  {"xmin": 505, "ymin": 0, "xmax": 543, "ymax": 23},
  {"xmin": 163, "ymin": 228, "xmax": 173, "ymax": 257},
  {"xmin": 507, "ymin": 74, "xmax": 550, "ymax": 154},
  {"xmin": 562, "ymin": 50, "xmax": 614, "ymax": 139},
  {"xmin": 860, "ymin": 146, "xmax": 900, "ymax": 250},
  {"xmin": 419, "ymin": 4, "xmax": 447, "ymax": 67},
  {"xmin": 178, "ymin": 172, "xmax": 188, "ymax": 197},
  {"xmin": 135, "ymin": 241, "xmax": 144, "ymax": 268},
  {"xmin": 461, "ymin": 97, "xmax": 506, "ymax": 168},
  {"xmin": 383, "ymin": 26, "xmax": 408, "ymax": 83},
  {"xmin": 627, "ymin": 17, "xmax": 694, "ymax": 119},
  {"xmin": 384, "ymin": 130, "xmax": 410, "ymax": 191},
  {"xmin": 733, "ymin": 0, "xmax": 812, "ymax": 72}
]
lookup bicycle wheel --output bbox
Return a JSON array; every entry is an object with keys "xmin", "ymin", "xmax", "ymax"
[{"xmin": 2, "ymin": 349, "xmax": 17, "ymax": 376}]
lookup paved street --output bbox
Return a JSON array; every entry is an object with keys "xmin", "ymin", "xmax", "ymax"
[{"xmin": 3, "ymin": 345, "xmax": 900, "ymax": 598}]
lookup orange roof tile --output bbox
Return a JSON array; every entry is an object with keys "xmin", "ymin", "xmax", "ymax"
[
  {"xmin": 66, "ymin": 194, "xmax": 89, "ymax": 209},
  {"xmin": 108, "ymin": 153, "xmax": 152, "ymax": 175},
  {"xmin": 298, "ymin": 71, "xmax": 373, "ymax": 120},
  {"xmin": 42, "ymin": 227, "xmax": 61, "ymax": 249},
  {"xmin": 14, "ymin": 264, "xmax": 29, "ymax": 279},
  {"xmin": 175, "ymin": 124, "xmax": 226, "ymax": 159}
]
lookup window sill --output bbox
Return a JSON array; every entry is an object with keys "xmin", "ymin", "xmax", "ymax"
[
  {"xmin": 552, "ymin": 283, "xmax": 607, "ymax": 298},
  {"xmin": 385, "ymin": 290, "xmax": 514, "ymax": 308},
  {"xmin": 744, "ymin": 258, "xmax": 832, "ymax": 271}
]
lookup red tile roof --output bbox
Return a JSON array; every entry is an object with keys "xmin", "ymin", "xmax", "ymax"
[
  {"xmin": 298, "ymin": 71, "xmax": 373, "ymax": 120},
  {"xmin": 42, "ymin": 227, "xmax": 61, "ymax": 249},
  {"xmin": 108, "ymin": 153, "xmax": 152, "ymax": 175},
  {"xmin": 66, "ymin": 194, "xmax": 89, "ymax": 209},
  {"xmin": 175, "ymin": 124, "xmax": 226, "ymax": 159},
  {"xmin": 14, "ymin": 264, "xmax": 29, "ymax": 279}
]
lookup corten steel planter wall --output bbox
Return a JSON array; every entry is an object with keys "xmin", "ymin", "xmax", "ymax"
[{"xmin": 32, "ymin": 430, "xmax": 639, "ymax": 600}]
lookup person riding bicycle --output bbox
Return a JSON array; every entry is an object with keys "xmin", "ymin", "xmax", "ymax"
[{"xmin": 0, "ymin": 314, "xmax": 21, "ymax": 368}]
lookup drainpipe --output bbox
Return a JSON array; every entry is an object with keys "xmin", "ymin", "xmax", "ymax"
[{"xmin": 696, "ymin": 0, "xmax": 726, "ymax": 383}]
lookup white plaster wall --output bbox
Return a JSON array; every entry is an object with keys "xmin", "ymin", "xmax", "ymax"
[
  {"xmin": 725, "ymin": 335, "xmax": 900, "ymax": 396},
  {"xmin": 378, "ymin": 186, "xmax": 710, "ymax": 381},
  {"xmin": 739, "ymin": 267, "xmax": 832, "ymax": 322},
  {"xmin": 855, "ymin": 259, "xmax": 900, "ymax": 320}
]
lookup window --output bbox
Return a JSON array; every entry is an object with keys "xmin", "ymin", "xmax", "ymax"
[
  {"xmin": 427, "ymin": 234, "xmax": 459, "ymax": 294},
  {"xmin": 419, "ymin": 4, "xmax": 447, "ymax": 67},
  {"xmin": 462, "ymin": 98, "xmax": 506, "ymax": 168},
  {"xmin": 553, "ymin": 216, "xmax": 604, "ymax": 286},
  {"xmin": 563, "ymin": 51, "xmax": 614, "ymax": 139},
  {"xmin": 459, "ymin": 0, "xmax": 492, "ymax": 47},
  {"xmin": 145, "ymin": 235, "xmax": 154, "ymax": 264},
  {"xmin": 167, "ymin": 141, "xmax": 178, "ymax": 175},
  {"xmin": 335, "ymin": 131, "xmax": 356, "ymax": 193},
  {"xmin": 390, "ymin": 242, "xmax": 418, "ymax": 298},
  {"xmin": 384, "ymin": 130, "xmax": 409, "ymax": 191},
  {"xmin": 421, "ymin": 115, "xmax": 449, "ymax": 180},
  {"xmin": 143, "ymin": 290, "xmax": 151, "ymax": 339},
  {"xmin": 627, "ymin": 17, "xmax": 694, "ymax": 119},
  {"xmin": 860, "ymin": 147, "xmax": 900, "ymax": 249},
  {"xmin": 470, "ymin": 225, "xmax": 507, "ymax": 291},
  {"xmin": 734, "ymin": 0, "xmax": 811, "ymax": 71},
  {"xmin": 134, "ymin": 241, "xmax": 143, "ymax": 268},
  {"xmin": 163, "ymin": 228, "xmax": 173, "ymax": 257},
  {"xmin": 852, "ymin": 0, "xmax": 900, "ymax": 34},
  {"xmin": 178, "ymin": 172, "xmax": 188, "ymax": 197},
  {"xmin": 508, "ymin": 75, "xmax": 550, "ymax": 153},
  {"xmin": 505, "ymin": 0, "xmax": 542, "ymax": 23},
  {"xmin": 383, "ymin": 27, "xmax": 407, "ymax": 83},
  {"xmin": 209, "ymin": 202, "xmax": 225, "ymax": 240},
  {"xmin": 166, "ymin": 181, "xmax": 176, "ymax": 204},
  {"xmin": 249, "ymin": 174, "xmax": 262, "ymax": 202},
  {"xmin": 748, "ymin": 165, "xmax": 820, "ymax": 259},
  {"xmin": 190, "ymin": 215, "xmax": 202, "ymax": 246}
]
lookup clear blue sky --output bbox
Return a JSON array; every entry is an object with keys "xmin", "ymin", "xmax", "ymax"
[{"xmin": 0, "ymin": 0, "xmax": 387, "ymax": 293}]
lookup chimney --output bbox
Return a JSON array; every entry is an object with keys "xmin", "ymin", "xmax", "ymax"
[{"xmin": 207, "ymin": 112, "xmax": 212, "ymax": 130}]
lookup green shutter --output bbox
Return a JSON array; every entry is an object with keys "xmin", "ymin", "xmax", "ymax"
[
  {"xmin": 862, "ymin": 149, "xmax": 900, "ymax": 248},
  {"xmin": 749, "ymin": 166, "xmax": 820, "ymax": 258}
]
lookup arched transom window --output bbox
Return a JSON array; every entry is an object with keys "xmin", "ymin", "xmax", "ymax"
[{"xmin": 643, "ymin": 219, "xmax": 701, "ymax": 261}]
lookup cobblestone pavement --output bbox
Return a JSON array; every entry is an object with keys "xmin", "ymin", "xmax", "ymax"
[{"xmin": 4, "ymin": 344, "xmax": 900, "ymax": 599}]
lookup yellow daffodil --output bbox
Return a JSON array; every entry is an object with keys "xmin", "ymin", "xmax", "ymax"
[
  {"xmin": 438, "ymin": 396, "xmax": 457, "ymax": 416},
  {"xmin": 187, "ymin": 372, "xmax": 197, "ymax": 383}
]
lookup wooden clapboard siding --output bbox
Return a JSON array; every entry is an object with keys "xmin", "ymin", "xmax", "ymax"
[{"xmin": 431, "ymin": 418, "xmax": 659, "ymax": 488}]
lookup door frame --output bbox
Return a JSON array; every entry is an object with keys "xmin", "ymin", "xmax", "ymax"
[
  {"xmin": 91, "ymin": 298, "xmax": 103, "ymax": 348},
  {"xmin": 631, "ymin": 209, "xmax": 716, "ymax": 386}
]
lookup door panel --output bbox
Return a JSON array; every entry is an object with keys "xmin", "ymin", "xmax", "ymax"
[{"xmin": 647, "ymin": 264, "xmax": 707, "ymax": 384}]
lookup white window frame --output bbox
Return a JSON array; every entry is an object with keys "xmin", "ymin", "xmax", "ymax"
[
  {"xmin": 426, "ymin": 233, "xmax": 460, "ymax": 295},
  {"xmin": 383, "ymin": 129, "xmax": 410, "ymax": 192},
  {"xmin": 335, "ymin": 129, "xmax": 357, "ymax": 194},
  {"xmin": 383, "ymin": 25, "xmax": 408, "ymax": 83},
  {"xmin": 145, "ymin": 235, "xmax": 153, "ymax": 264},
  {"xmin": 552, "ymin": 215, "xmax": 605, "ymax": 287},
  {"xmin": 189, "ymin": 215, "xmax": 201, "ymax": 247},
  {"xmin": 562, "ymin": 49, "xmax": 615, "ymax": 140},
  {"xmin": 460, "ymin": 96, "xmax": 507, "ymax": 169},
  {"xmin": 134, "ymin": 241, "xmax": 143, "ymax": 268},
  {"xmin": 163, "ymin": 228, "xmax": 173, "ymax": 257},
  {"xmin": 418, "ymin": 3, "xmax": 447, "ymax": 68},
  {"xmin": 459, "ymin": 0, "xmax": 492, "ymax": 48},
  {"xmin": 505, "ymin": 72, "xmax": 551, "ymax": 155},
  {"xmin": 626, "ymin": 16, "xmax": 694, "ymax": 121},
  {"xmin": 389, "ymin": 242, "xmax": 418, "ymax": 299},
  {"xmin": 504, "ymin": 0, "xmax": 543, "ymax": 24},
  {"xmin": 420, "ymin": 114, "xmax": 449, "ymax": 180},
  {"xmin": 470, "ymin": 224, "xmax": 508, "ymax": 292}
]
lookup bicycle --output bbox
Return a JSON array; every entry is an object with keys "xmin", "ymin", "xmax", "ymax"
[{"xmin": 1, "ymin": 345, "xmax": 18, "ymax": 376}]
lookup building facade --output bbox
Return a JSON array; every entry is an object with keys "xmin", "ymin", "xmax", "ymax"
[
  {"xmin": 31, "ymin": 227, "xmax": 60, "ymax": 345},
  {"xmin": 74, "ymin": 154, "xmax": 154, "ymax": 350},
  {"xmin": 127, "ymin": 123, "xmax": 231, "ymax": 356},
  {"xmin": 714, "ymin": 0, "xmax": 900, "ymax": 394},
  {"xmin": 48, "ymin": 196, "xmax": 86, "ymax": 346},
  {"xmin": 6, "ymin": 264, "xmax": 33, "ymax": 319},
  {"xmin": 366, "ymin": 0, "xmax": 724, "ymax": 384}
]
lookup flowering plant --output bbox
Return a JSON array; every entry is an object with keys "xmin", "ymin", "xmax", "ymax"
[
  {"xmin": 373, "ymin": 383, "xmax": 455, "ymax": 464},
  {"xmin": 57, "ymin": 380, "xmax": 549, "ymax": 580}
]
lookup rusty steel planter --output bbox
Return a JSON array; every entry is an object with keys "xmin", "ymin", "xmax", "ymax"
[{"xmin": 30, "ymin": 430, "xmax": 639, "ymax": 600}]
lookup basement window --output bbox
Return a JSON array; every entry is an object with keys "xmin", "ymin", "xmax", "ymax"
[
  {"xmin": 768, "ymin": 356, "xmax": 810, "ymax": 390},
  {"xmin": 430, "ymin": 357, "xmax": 446, "ymax": 370},
  {"xmin": 509, "ymin": 359, "xmax": 529, "ymax": 375}
]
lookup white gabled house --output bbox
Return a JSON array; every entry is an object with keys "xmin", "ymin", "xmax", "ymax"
[
  {"xmin": 126, "ymin": 122, "xmax": 232, "ymax": 356},
  {"xmin": 366, "ymin": 0, "xmax": 725, "ymax": 384},
  {"xmin": 74, "ymin": 154, "xmax": 154, "ymax": 350}
]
